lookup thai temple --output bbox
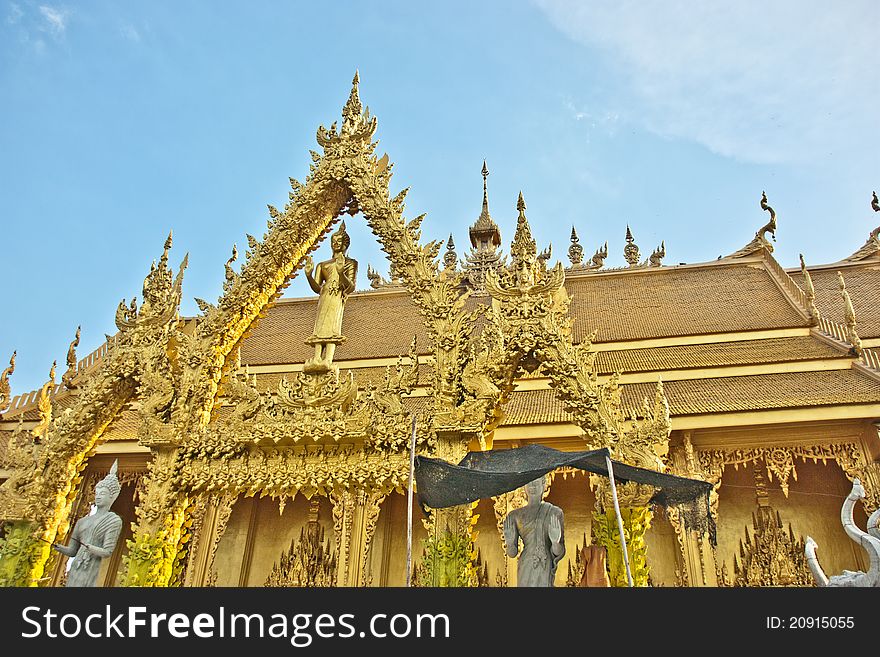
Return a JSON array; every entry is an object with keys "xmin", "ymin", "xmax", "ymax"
[{"xmin": 1, "ymin": 75, "xmax": 878, "ymax": 588}]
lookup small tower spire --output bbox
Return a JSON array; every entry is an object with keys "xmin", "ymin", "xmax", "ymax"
[
  {"xmin": 444, "ymin": 233, "xmax": 458, "ymax": 270},
  {"xmin": 469, "ymin": 161, "xmax": 501, "ymax": 249},
  {"xmin": 624, "ymin": 225, "xmax": 641, "ymax": 267},
  {"xmin": 568, "ymin": 226, "xmax": 584, "ymax": 266}
]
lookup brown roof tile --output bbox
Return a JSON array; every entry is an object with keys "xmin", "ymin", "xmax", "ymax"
[
  {"xmin": 622, "ymin": 369, "xmax": 880, "ymax": 416},
  {"xmin": 566, "ymin": 264, "xmax": 807, "ymax": 343},
  {"xmin": 595, "ymin": 336, "xmax": 841, "ymax": 375},
  {"xmin": 498, "ymin": 368, "xmax": 880, "ymax": 425},
  {"xmin": 240, "ymin": 290, "xmax": 429, "ymax": 366}
]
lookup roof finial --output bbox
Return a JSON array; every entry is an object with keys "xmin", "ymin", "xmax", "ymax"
[
  {"xmin": 62, "ymin": 325, "xmax": 81, "ymax": 390},
  {"xmin": 842, "ymin": 192, "xmax": 880, "ymax": 261},
  {"xmin": 624, "ymin": 225, "xmax": 641, "ymax": 267},
  {"xmin": 799, "ymin": 254, "xmax": 819, "ymax": 326},
  {"xmin": 444, "ymin": 233, "xmax": 458, "ymax": 270},
  {"xmin": 468, "ymin": 161, "xmax": 501, "ymax": 250},
  {"xmin": 838, "ymin": 271, "xmax": 862, "ymax": 354},
  {"xmin": 0, "ymin": 350, "xmax": 15, "ymax": 413},
  {"xmin": 510, "ymin": 192, "xmax": 536, "ymax": 264},
  {"xmin": 481, "ymin": 160, "xmax": 489, "ymax": 212},
  {"xmin": 568, "ymin": 226, "xmax": 584, "ymax": 266},
  {"xmin": 759, "ymin": 191, "xmax": 777, "ymax": 242},
  {"xmin": 341, "ymin": 70, "xmax": 364, "ymax": 132}
]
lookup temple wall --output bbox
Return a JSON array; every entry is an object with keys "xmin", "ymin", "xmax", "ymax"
[
  {"xmin": 366, "ymin": 492, "xmax": 427, "ymax": 586},
  {"xmin": 715, "ymin": 460, "xmax": 868, "ymax": 583},
  {"xmin": 472, "ymin": 497, "xmax": 504, "ymax": 585},
  {"xmin": 545, "ymin": 471, "xmax": 596, "ymax": 587},
  {"xmin": 644, "ymin": 511, "xmax": 680, "ymax": 587}
]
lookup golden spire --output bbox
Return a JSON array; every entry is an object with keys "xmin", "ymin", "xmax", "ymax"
[
  {"xmin": 510, "ymin": 191, "xmax": 537, "ymax": 264},
  {"xmin": 624, "ymin": 225, "xmax": 641, "ymax": 267},
  {"xmin": 62, "ymin": 325, "xmax": 81, "ymax": 390},
  {"xmin": 838, "ymin": 271, "xmax": 862, "ymax": 354},
  {"xmin": 568, "ymin": 226, "xmax": 584, "ymax": 266},
  {"xmin": 469, "ymin": 161, "xmax": 501, "ymax": 249},
  {"xmin": 444, "ymin": 233, "xmax": 458, "ymax": 270}
]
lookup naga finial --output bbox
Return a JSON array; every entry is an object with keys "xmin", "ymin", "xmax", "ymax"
[
  {"xmin": 62, "ymin": 326, "xmax": 81, "ymax": 389},
  {"xmin": 49, "ymin": 360, "xmax": 56, "ymax": 384},
  {"xmin": 870, "ymin": 192, "xmax": 880, "ymax": 242},
  {"xmin": 223, "ymin": 244, "xmax": 238, "ymax": 293},
  {"xmin": 0, "ymin": 350, "xmax": 15, "ymax": 413},
  {"xmin": 648, "ymin": 241, "xmax": 666, "ymax": 267},
  {"xmin": 591, "ymin": 241, "xmax": 608, "ymax": 269},
  {"xmin": 759, "ymin": 191, "xmax": 777, "ymax": 242},
  {"xmin": 838, "ymin": 271, "xmax": 862, "ymax": 354},
  {"xmin": 799, "ymin": 254, "xmax": 819, "ymax": 326}
]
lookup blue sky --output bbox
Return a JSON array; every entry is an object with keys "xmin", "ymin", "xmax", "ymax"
[{"xmin": 1, "ymin": 1, "xmax": 878, "ymax": 395}]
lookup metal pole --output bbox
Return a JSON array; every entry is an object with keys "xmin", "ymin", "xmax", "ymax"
[
  {"xmin": 605, "ymin": 455, "xmax": 634, "ymax": 588},
  {"xmin": 405, "ymin": 416, "xmax": 417, "ymax": 587}
]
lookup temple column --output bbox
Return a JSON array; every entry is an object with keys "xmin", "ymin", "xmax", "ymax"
[{"xmin": 120, "ymin": 446, "xmax": 190, "ymax": 586}]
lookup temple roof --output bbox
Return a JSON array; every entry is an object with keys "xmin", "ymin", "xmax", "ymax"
[
  {"xmin": 500, "ymin": 368, "xmax": 880, "ymax": 425},
  {"xmin": 795, "ymin": 264, "xmax": 880, "ymax": 339}
]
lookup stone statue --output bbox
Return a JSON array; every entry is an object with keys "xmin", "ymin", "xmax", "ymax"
[
  {"xmin": 53, "ymin": 461, "xmax": 123, "ymax": 587},
  {"xmin": 804, "ymin": 478, "xmax": 880, "ymax": 587},
  {"xmin": 303, "ymin": 221, "xmax": 358, "ymax": 373},
  {"xmin": 503, "ymin": 476, "xmax": 565, "ymax": 587}
]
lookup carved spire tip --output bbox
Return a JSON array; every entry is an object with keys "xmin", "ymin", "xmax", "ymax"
[{"xmin": 516, "ymin": 191, "xmax": 526, "ymax": 213}]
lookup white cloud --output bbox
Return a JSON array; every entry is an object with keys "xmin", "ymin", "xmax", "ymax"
[
  {"xmin": 535, "ymin": 0, "xmax": 880, "ymax": 164},
  {"xmin": 38, "ymin": 5, "xmax": 68, "ymax": 37}
]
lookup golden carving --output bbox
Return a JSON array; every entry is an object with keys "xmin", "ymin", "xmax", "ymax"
[
  {"xmin": 697, "ymin": 443, "xmax": 870, "ymax": 502},
  {"xmin": 204, "ymin": 494, "xmax": 236, "ymax": 587},
  {"xmin": 799, "ymin": 255, "xmax": 819, "ymax": 326},
  {"xmin": 728, "ymin": 191, "xmax": 777, "ymax": 257},
  {"xmin": 623, "ymin": 225, "xmax": 641, "ymax": 267},
  {"xmin": 265, "ymin": 499, "xmax": 336, "ymax": 587},
  {"xmin": 360, "ymin": 491, "xmax": 386, "ymax": 586},
  {"xmin": 0, "ymin": 351, "xmax": 14, "ymax": 414},
  {"xmin": 61, "ymin": 327, "xmax": 81, "ymax": 390},
  {"xmin": 838, "ymin": 272, "xmax": 862, "ymax": 354},
  {"xmin": 724, "ymin": 465, "xmax": 813, "ymax": 587}
]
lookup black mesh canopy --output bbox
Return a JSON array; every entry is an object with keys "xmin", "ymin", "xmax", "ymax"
[{"xmin": 415, "ymin": 444, "xmax": 715, "ymax": 541}]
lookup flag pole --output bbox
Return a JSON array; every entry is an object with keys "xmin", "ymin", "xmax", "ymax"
[
  {"xmin": 605, "ymin": 454, "xmax": 634, "ymax": 587},
  {"xmin": 405, "ymin": 415, "xmax": 417, "ymax": 587}
]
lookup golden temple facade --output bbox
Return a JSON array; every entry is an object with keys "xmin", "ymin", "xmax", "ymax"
[{"xmin": 1, "ymin": 76, "xmax": 879, "ymax": 587}]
